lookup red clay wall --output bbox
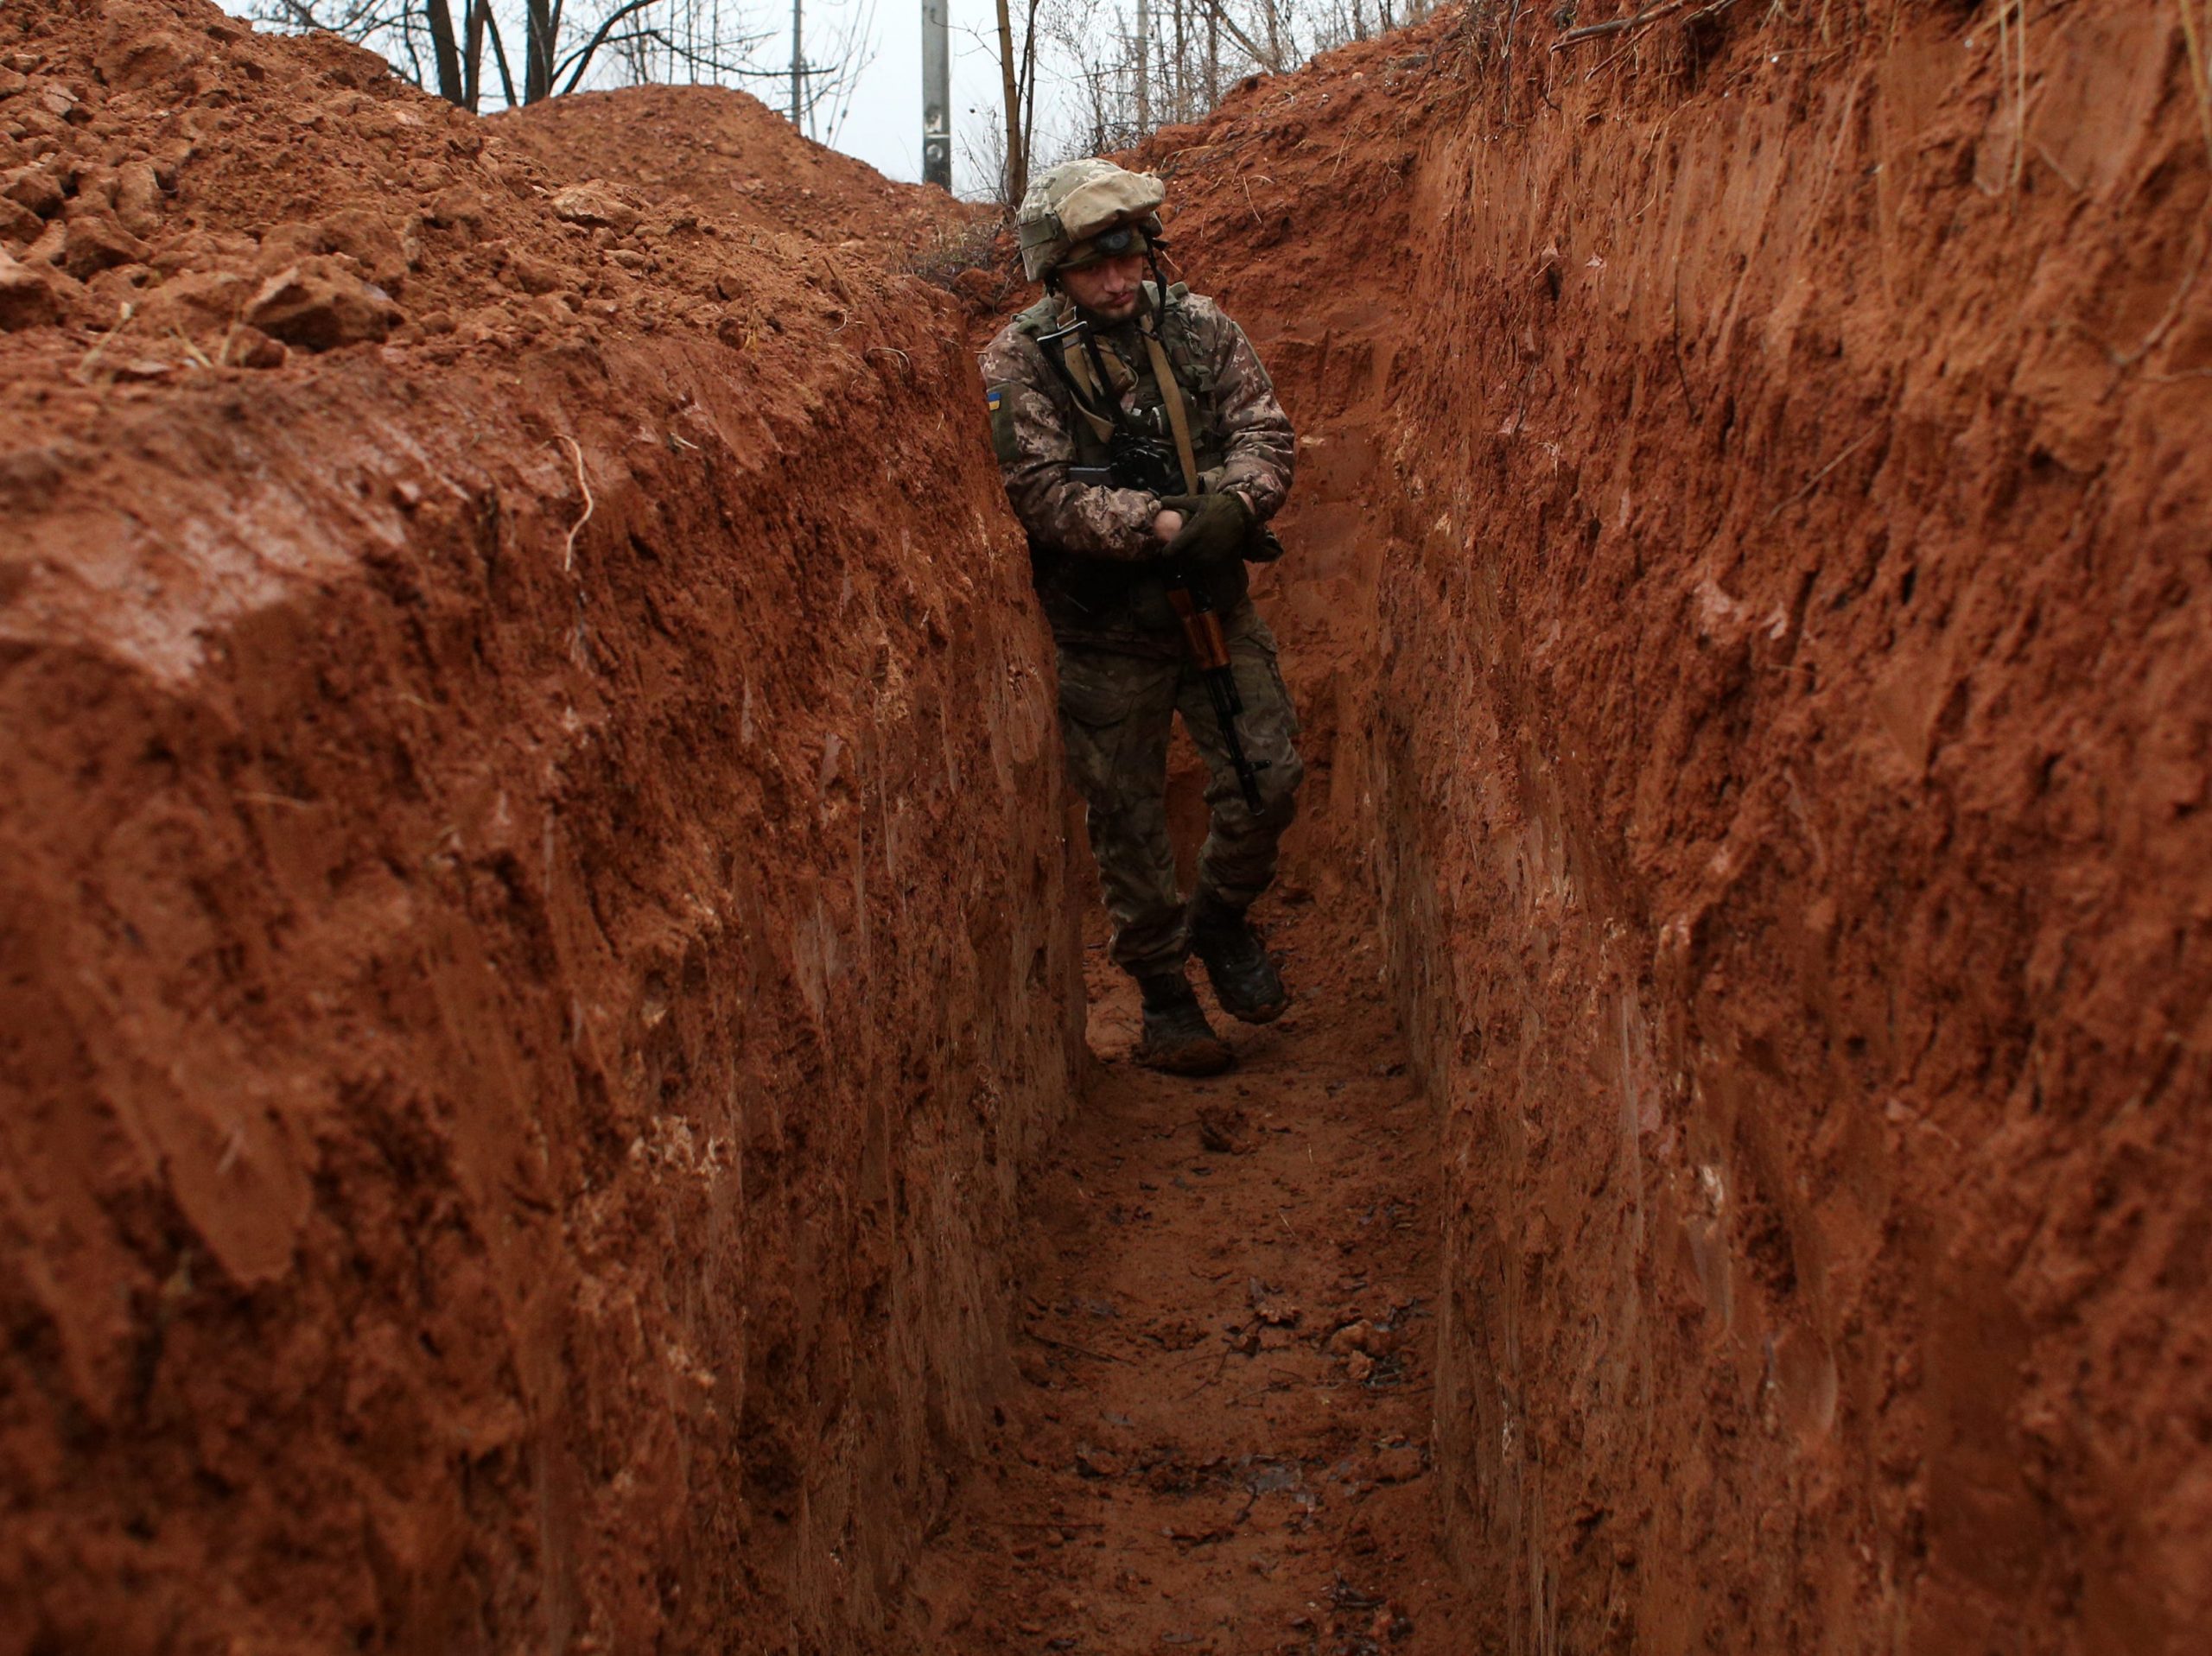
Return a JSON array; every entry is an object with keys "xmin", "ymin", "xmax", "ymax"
[
  {"xmin": 1379, "ymin": 9, "xmax": 2212, "ymax": 1653},
  {"xmin": 1146, "ymin": 5, "xmax": 2211, "ymax": 1651},
  {"xmin": 0, "ymin": 8, "xmax": 1078, "ymax": 1652}
]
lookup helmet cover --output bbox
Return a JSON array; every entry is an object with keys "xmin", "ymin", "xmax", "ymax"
[{"xmin": 1015, "ymin": 159, "xmax": 1167, "ymax": 282}]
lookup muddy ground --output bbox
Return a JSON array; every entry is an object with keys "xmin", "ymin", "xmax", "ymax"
[{"xmin": 3, "ymin": 1, "xmax": 2209, "ymax": 1653}]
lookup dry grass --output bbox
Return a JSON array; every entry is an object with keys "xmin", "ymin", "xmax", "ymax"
[{"xmin": 905, "ymin": 214, "xmax": 1015, "ymax": 303}]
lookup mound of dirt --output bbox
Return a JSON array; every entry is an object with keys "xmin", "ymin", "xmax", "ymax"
[
  {"xmin": 0, "ymin": 0, "xmax": 976, "ymax": 386},
  {"xmin": 495, "ymin": 82, "xmax": 982, "ymax": 262}
]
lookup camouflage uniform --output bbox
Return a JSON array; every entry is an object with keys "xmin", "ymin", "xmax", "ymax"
[{"xmin": 982, "ymin": 288, "xmax": 1304, "ymax": 978}]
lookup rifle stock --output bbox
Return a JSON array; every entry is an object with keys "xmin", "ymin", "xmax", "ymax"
[{"xmin": 1164, "ymin": 578, "xmax": 1267, "ymax": 814}]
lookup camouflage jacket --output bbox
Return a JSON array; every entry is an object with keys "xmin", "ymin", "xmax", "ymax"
[{"xmin": 980, "ymin": 286, "xmax": 1295, "ymax": 653}]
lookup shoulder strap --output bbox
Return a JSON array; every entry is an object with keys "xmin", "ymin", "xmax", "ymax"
[
  {"xmin": 1027, "ymin": 295, "xmax": 1117, "ymax": 444},
  {"xmin": 1141, "ymin": 325, "xmax": 1200, "ymax": 494}
]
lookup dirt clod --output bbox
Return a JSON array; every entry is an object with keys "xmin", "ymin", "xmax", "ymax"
[
  {"xmin": 0, "ymin": 247, "xmax": 58, "ymax": 328},
  {"xmin": 59, "ymin": 211, "xmax": 145, "ymax": 278},
  {"xmin": 550, "ymin": 181, "xmax": 641, "ymax": 234},
  {"xmin": 243, "ymin": 256, "xmax": 398, "ymax": 350}
]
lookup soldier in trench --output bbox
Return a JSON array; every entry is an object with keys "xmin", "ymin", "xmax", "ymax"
[{"xmin": 981, "ymin": 158, "xmax": 1304, "ymax": 1076}]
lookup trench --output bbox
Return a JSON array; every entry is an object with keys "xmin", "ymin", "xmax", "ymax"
[{"xmin": 5, "ymin": 4, "xmax": 2211, "ymax": 1656}]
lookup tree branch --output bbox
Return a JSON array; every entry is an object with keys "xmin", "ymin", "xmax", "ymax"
[
  {"xmin": 1198, "ymin": 0, "xmax": 1271, "ymax": 74},
  {"xmin": 481, "ymin": 3, "xmax": 520, "ymax": 108},
  {"xmin": 556, "ymin": 0, "xmax": 662, "ymax": 92}
]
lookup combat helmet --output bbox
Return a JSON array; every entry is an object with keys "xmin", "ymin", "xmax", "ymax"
[{"xmin": 1015, "ymin": 158, "xmax": 1168, "ymax": 283}]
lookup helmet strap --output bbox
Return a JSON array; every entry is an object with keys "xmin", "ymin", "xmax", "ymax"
[{"xmin": 1145, "ymin": 246, "xmax": 1174, "ymax": 318}]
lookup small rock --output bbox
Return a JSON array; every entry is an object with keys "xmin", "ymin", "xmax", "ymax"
[
  {"xmin": 2, "ymin": 163, "xmax": 65, "ymax": 219},
  {"xmin": 85, "ymin": 263, "xmax": 154, "ymax": 308},
  {"xmin": 425, "ymin": 186, "xmax": 488, "ymax": 230},
  {"xmin": 60, "ymin": 213, "xmax": 146, "ymax": 280},
  {"xmin": 1247, "ymin": 1278, "xmax": 1300, "ymax": 1328},
  {"xmin": 113, "ymin": 161, "xmax": 163, "ymax": 238},
  {"xmin": 137, "ymin": 267, "xmax": 252, "ymax": 333},
  {"xmin": 0, "ymin": 195, "xmax": 39, "ymax": 244},
  {"xmin": 245, "ymin": 257, "xmax": 399, "ymax": 352},
  {"xmin": 320, "ymin": 206, "xmax": 414, "ymax": 289},
  {"xmin": 1074, "ymin": 1444, "xmax": 1123, "ymax": 1478},
  {"xmin": 1328, "ymin": 1320, "xmax": 1397, "ymax": 1358},
  {"xmin": 505, "ymin": 248, "xmax": 562, "ymax": 295},
  {"xmin": 64, "ymin": 168, "xmax": 118, "ymax": 216},
  {"xmin": 0, "ymin": 247, "xmax": 60, "ymax": 329},
  {"xmin": 227, "ymin": 325, "xmax": 288, "ymax": 370},
  {"xmin": 20, "ymin": 219, "xmax": 65, "ymax": 268},
  {"xmin": 550, "ymin": 181, "xmax": 641, "ymax": 235},
  {"xmin": 1344, "ymin": 1350, "xmax": 1376, "ymax": 1383},
  {"xmin": 254, "ymin": 221, "xmax": 330, "ymax": 274}
]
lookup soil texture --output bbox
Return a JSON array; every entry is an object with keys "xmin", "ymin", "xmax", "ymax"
[
  {"xmin": 3, "ymin": 0, "xmax": 2209, "ymax": 1653},
  {"xmin": 3, "ymin": 4, "xmax": 1074, "ymax": 1652},
  {"xmin": 913, "ymin": 916, "xmax": 1469, "ymax": 1656},
  {"xmin": 1134, "ymin": 6, "xmax": 2212, "ymax": 1651}
]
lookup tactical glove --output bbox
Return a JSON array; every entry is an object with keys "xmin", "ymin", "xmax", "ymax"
[{"xmin": 1158, "ymin": 492, "xmax": 1255, "ymax": 566}]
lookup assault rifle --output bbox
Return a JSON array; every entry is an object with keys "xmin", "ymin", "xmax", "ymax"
[{"xmin": 1058, "ymin": 389, "xmax": 1270, "ymax": 815}]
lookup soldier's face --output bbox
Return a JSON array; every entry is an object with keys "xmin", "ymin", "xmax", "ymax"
[{"xmin": 1059, "ymin": 253, "xmax": 1147, "ymax": 321}]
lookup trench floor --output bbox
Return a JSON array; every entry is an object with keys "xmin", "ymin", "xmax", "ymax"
[{"xmin": 912, "ymin": 909, "xmax": 1471, "ymax": 1653}]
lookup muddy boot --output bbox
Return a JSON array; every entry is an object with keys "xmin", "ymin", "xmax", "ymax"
[
  {"xmin": 1135, "ymin": 968, "xmax": 1234, "ymax": 1076},
  {"xmin": 1188, "ymin": 896, "xmax": 1289, "ymax": 1025}
]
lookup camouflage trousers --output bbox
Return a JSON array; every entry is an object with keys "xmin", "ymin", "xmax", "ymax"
[{"xmin": 1054, "ymin": 611, "xmax": 1305, "ymax": 979}]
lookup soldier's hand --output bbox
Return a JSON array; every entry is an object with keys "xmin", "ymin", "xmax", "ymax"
[
  {"xmin": 1152, "ymin": 508, "xmax": 1186, "ymax": 543},
  {"xmin": 1157, "ymin": 492, "xmax": 1254, "ymax": 565}
]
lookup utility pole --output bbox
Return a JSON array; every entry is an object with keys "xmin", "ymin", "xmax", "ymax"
[
  {"xmin": 790, "ymin": 0, "xmax": 804, "ymax": 128},
  {"xmin": 922, "ymin": 0, "xmax": 950, "ymax": 189}
]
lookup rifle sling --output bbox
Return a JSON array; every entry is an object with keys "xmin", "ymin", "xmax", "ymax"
[
  {"xmin": 1047, "ymin": 299, "xmax": 1200, "ymax": 495},
  {"xmin": 1141, "ymin": 327, "xmax": 1202, "ymax": 495}
]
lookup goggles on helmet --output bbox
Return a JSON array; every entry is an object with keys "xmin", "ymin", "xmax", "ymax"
[{"xmin": 1058, "ymin": 220, "xmax": 1156, "ymax": 273}]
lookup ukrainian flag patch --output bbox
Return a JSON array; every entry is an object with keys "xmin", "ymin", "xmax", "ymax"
[{"xmin": 986, "ymin": 381, "xmax": 1019, "ymax": 463}]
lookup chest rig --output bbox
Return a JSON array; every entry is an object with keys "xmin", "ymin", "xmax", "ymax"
[{"xmin": 1016, "ymin": 282, "xmax": 1222, "ymax": 492}]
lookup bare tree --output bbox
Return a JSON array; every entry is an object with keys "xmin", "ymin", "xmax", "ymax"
[
  {"xmin": 1008, "ymin": 0, "xmax": 1435, "ymax": 179},
  {"xmin": 251, "ymin": 0, "xmax": 868, "ymax": 133},
  {"xmin": 988, "ymin": 0, "xmax": 1047, "ymax": 207}
]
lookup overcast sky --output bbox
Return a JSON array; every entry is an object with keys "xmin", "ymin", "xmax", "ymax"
[
  {"xmin": 221, "ymin": 3, "xmax": 1070, "ymax": 194},
  {"xmin": 823, "ymin": 0, "xmax": 1007, "ymax": 189}
]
